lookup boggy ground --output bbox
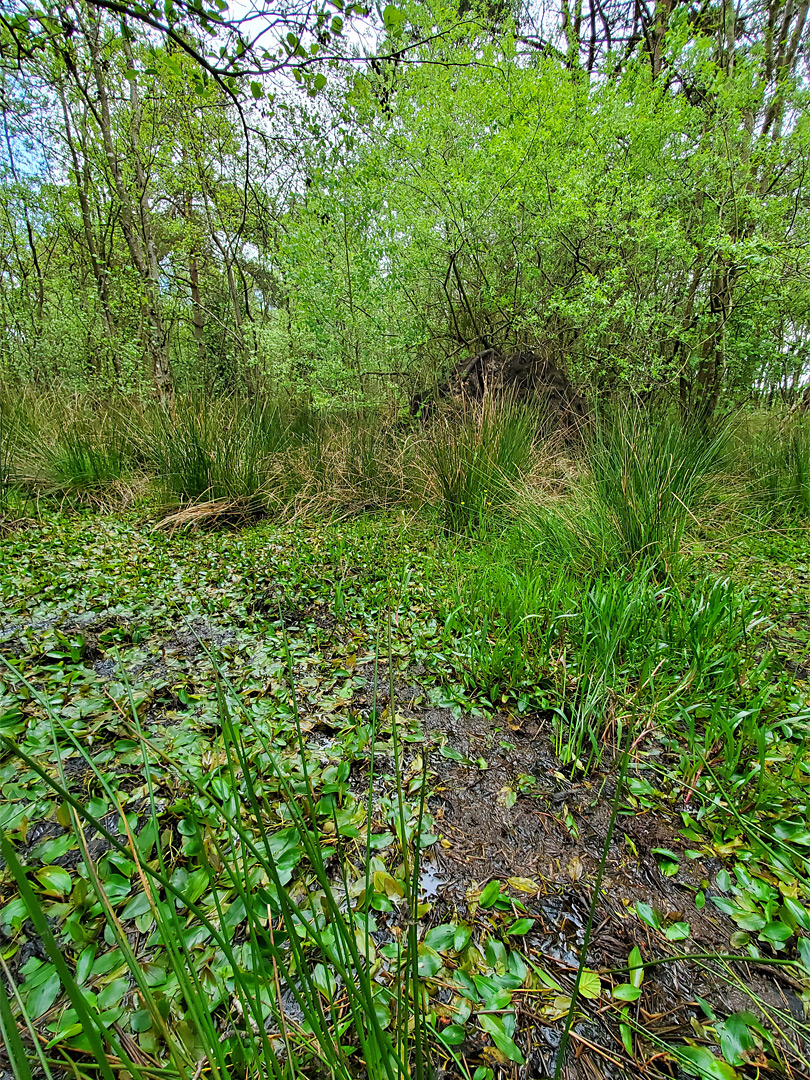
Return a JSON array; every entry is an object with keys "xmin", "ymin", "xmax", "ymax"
[
  {"xmin": 1, "ymin": 512, "xmax": 809, "ymax": 1080},
  {"xmin": 366, "ymin": 682, "xmax": 810, "ymax": 1078}
]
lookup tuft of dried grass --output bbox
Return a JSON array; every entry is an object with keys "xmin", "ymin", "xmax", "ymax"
[
  {"xmin": 286, "ymin": 415, "xmax": 417, "ymax": 522},
  {"xmin": 153, "ymin": 495, "xmax": 270, "ymax": 533}
]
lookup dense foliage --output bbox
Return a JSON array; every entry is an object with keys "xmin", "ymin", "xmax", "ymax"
[{"xmin": 0, "ymin": 0, "xmax": 808, "ymax": 408}]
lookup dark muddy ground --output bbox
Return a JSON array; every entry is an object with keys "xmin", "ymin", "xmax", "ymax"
[{"xmin": 369, "ymin": 681, "xmax": 810, "ymax": 1079}]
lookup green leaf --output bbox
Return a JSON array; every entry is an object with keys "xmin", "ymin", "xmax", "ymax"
[
  {"xmin": 733, "ymin": 911, "xmax": 766, "ymax": 932},
  {"xmin": 655, "ymin": 853, "xmax": 679, "ymax": 877},
  {"xmin": 119, "ymin": 891, "xmax": 152, "ymax": 921},
  {"xmin": 425, "ymin": 923, "xmax": 456, "ymax": 952},
  {"xmin": 453, "ymin": 924, "xmax": 472, "ymax": 952},
  {"xmin": 612, "ymin": 983, "xmax": 641, "ymax": 1001},
  {"xmin": 28, "ymin": 834, "xmax": 74, "ymax": 863},
  {"xmin": 678, "ymin": 1045, "xmax": 740, "ymax": 1079},
  {"xmin": 619, "ymin": 1019, "xmax": 633, "ymax": 1056},
  {"xmin": 131, "ymin": 1009, "xmax": 152, "ymax": 1033},
  {"xmin": 35, "ymin": 866, "xmax": 71, "ymax": 897},
  {"xmin": 0, "ymin": 971, "xmax": 34, "ymax": 1080},
  {"xmin": 75, "ymin": 945, "xmax": 96, "ymax": 986},
  {"xmin": 782, "ymin": 896, "xmax": 810, "ymax": 931},
  {"xmin": 441, "ymin": 1023, "xmax": 465, "ymax": 1045},
  {"xmin": 665, "ymin": 921, "xmax": 690, "ymax": 941},
  {"xmin": 22, "ymin": 967, "xmax": 60, "ymax": 1019},
  {"xmin": 484, "ymin": 937, "xmax": 507, "ymax": 973},
  {"xmin": 507, "ymin": 918, "xmax": 534, "ymax": 936},
  {"xmin": 98, "ymin": 978, "xmax": 128, "ymax": 1010},
  {"xmin": 628, "ymin": 946, "xmax": 644, "ymax": 988},
  {"xmin": 479, "ymin": 880, "xmax": 501, "ymax": 908},
  {"xmin": 439, "ymin": 745, "xmax": 467, "ymax": 763},
  {"xmin": 635, "ymin": 902, "xmax": 662, "ymax": 930},
  {"xmin": 314, "ymin": 73, "xmax": 327, "ymax": 91},
  {"xmin": 577, "ymin": 969, "xmax": 601, "ymax": 1000},
  {"xmin": 383, "ymin": 3, "xmax": 404, "ymax": 29},
  {"xmin": 416, "ymin": 945, "xmax": 442, "ymax": 979},
  {"xmin": 478, "ymin": 1014, "xmax": 524, "ymax": 1064},
  {"xmin": 798, "ymin": 936, "xmax": 810, "ymax": 974},
  {"xmin": 717, "ymin": 1013, "xmax": 755, "ymax": 1067},
  {"xmin": 758, "ymin": 920, "xmax": 792, "ymax": 946},
  {"xmin": 313, "ymin": 963, "xmax": 337, "ymax": 1000}
]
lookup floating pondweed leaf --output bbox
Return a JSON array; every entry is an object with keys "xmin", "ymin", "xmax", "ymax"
[
  {"xmin": 478, "ymin": 1013, "xmax": 524, "ymax": 1064},
  {"xmin": 478, "ymin": 880, "xmax": 501, "ymax": 909},
  {"xmin": 506, "ymin": 918, "xmax": 533, "ymax": 936},
  {"xmin": 35, "ymin": 865, "xmax": 72, "ymax": 897},
  {"xmin": 628, "ymin": 945, "xmax": 644, "ymax": 988},
  {"xmin": 678, "ymin": 1045, "xmax": 740, "ymax": 1079},
  {"xmin": 652, "ymin": 846, "xmax": 679, "ymax": 877}
]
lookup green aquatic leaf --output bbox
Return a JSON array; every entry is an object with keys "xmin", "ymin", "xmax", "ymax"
[
  {"xmin": 478, "ymin": 1013, "xmax": 524, "ymax": 1064},
  {"xmin": 678, "ymin": 1045, "xmax": 740, "ymax": 1079},
  {"xmin": 507, "ymin": 918, "xmax": 534, "ymax": 936},
  {"xmin": 35, "ymin": 866, "xmax": 72, "ymax": 897},
  {"xmin": 577, "ymin": 969, "xmax": 601, "ymax": 1000},
  {"xmin": 453, "ymin": 923, "xmax": 472, "ymax": 952},
  {"xmin": 416, "ymin": 945, "xmax": 443, "ymax": 979},
  {"xmin": 628, "ymin": 946, "xmax": 644, "ymax": 988},
  {"xmin": 635, "ymin": 902, "xmax": 662, "ymax": 930},
  {"xmin": 478, "ymin": 880, "xmax": 501, "ymax": 908},
  {"xmin": 665, "ymin": 921, "xmax": 690, "ymax": 941},
  {"xmin": 717, "ymin": 1013, "xmax": 755, "ymax": 1067}
]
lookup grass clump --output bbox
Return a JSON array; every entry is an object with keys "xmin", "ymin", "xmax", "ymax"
[
  {"xmin": 0, "ymin": 389, "xmax": 21, "ymax": 507},
  {"xmin": 143, "ymin": 395, "xmax": 306, "ymax": 510},
  {"xmin": 422, "ymin": 395, "xmax": 540, "ymax": 534},
  {"xmin": 587, "ymin": 406, "xmax": 730, "ymax": 569},
  {"xmin": 444, "ymin": 545, "xmax": 779, "ymax": 777},
  {"xmin": 508, "ymin": 406, "xmax": 731, "ymax": 575},
  {"xmin": 739, "ymin": 413, "xmax": 810, "ymax": 521},
  {"xmin": 7, "ymin": 391, "xmax": 136, "ymax": 503},
  {"xmin": 290, "ymin": 412, "xmax": 413, "ymax": 519}
]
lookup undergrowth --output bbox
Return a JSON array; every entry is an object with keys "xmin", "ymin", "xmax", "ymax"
[{"xmin": 1, "ymin": 390, "xmax": 809, "ymax": 1080}]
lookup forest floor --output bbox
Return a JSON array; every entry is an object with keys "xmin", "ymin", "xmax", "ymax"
[{"xmin": 1, "ymin": 508, "xmax": 810, "ymax": 1080}]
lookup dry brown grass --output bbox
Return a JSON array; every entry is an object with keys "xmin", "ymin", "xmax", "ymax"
[{"xmin": 152, "ymin": 495, "xmax": 269, "ymax": 532}]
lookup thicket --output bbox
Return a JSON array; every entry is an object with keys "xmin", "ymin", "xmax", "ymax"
[{"xmin": 0, "ymin": 0, "xmax": 809, "ymax": 412}]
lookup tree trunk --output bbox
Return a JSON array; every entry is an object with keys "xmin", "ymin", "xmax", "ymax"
[
  {"xmin": 58, "ymin": 83, "xmax": 119, "ymax": 378},
  {"xmin": 82, "ymin": 17, "xmax": 173, "ymax": 398}
]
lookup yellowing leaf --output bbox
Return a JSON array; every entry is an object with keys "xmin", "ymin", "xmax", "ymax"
[
  {"xmin": 578, "ymin": 969, "xmax": 601, "ymax": 1000},
  {"xmin": 507, "ymin": 876, "xmax": 540, "ymax": 894}
]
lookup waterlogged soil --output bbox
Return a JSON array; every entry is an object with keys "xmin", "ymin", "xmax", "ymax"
[
  {"xmin": 383, "ymin": 691, "xmax": 810, "ymax": 1078},
  {"xmin": 2, "ymin": 516, "xmax": 810, "ymax": 1080}
]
